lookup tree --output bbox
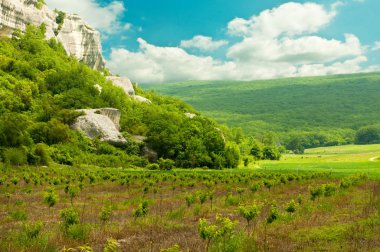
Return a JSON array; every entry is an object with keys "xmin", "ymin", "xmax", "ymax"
[
  {"xmin": 355, "ymin": 125, "xmax": 380, "ymax": 144},
  {"xmin": 250, "ymin": 141, "xmax": 263, "ymax": 160},
  {"xmin": 262, "ymin": 146, "xmax": 281, "ymax": 160},
  {"xmin": 238, "ymin": 204, "xmax": 261, "ymax": 234}
]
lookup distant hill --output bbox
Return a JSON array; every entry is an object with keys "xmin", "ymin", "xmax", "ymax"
[{"xmin": 142, "ymin": 72, "xmax": 380, "ymax": 141}]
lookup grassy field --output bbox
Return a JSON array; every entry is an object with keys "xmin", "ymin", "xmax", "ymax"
[
  {"xmin": 142, "ymin": 72, "xmax": 380, "ymax": 135},
  {"xmin": 0, "ymin": 165, "xmax": 378, "ymax": 252},
  {"xmin": 0, "ymin": 145, "xmax": 379, "ymax": 251},
  {"xmin": 250, "ymin": 144, "xmax": 380, "ymax": 179}
]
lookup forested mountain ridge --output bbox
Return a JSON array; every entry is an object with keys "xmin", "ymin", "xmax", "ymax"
[
  {"xmin": 0, "ymin": 25, "xmax": 241, "ymax": 169},
  {"xmin": 143, "ymin": 72, "xmax": 380, "ymax": 151}
]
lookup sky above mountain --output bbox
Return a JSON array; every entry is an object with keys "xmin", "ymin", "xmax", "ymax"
[{"xmin": 45, "ymin": 0, "xmax": 380, "ymax": 83}]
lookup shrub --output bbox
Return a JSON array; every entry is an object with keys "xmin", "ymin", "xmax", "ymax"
[
  {"xmin": 285, "ymin": 200, "xmax": 297, "ymax": 214},
  {"xmin": 43, "ymin": 188, "xmax": 58, "ymax": 210},
  {"xmin": 4, "ymin": 148, "xmax": 27, "ymax": 166},
  {"xmin": 146, "ymin": 163, "xmax": 159, "ymax": 170},
  {"xmin": 104, "ymin": 238, "xmax": 121, "ymax": 252},
  {"xmin": 266, "ymin": 203, "xmax": 279, "ymax": 224},
  {"xmin": 59, "ymin": 207, "xmax": 80, "ymax": 229},
  {"xmin": 133, "ymin": 200, "xmax": 149, "ymax": 219},
  {"xmin": 238, "ymin": 204, "xmax": 261, "ymax": 231},
  {"xmin": 99, "ymin": 205, "xmax": 113, "ymax": 224}
]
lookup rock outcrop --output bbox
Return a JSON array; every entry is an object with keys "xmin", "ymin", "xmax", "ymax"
[
  {"xmin": 71, "ymin": 108, "xmax": 127, "ymax": 146},
  {"xmin": 134, "ymin": 95, "xmax": 152, "ymax": 104},
  {"xmin": 106, "ymin": 76, "xmax": 135, "ymax": 95},
  {"xmin": 0, "ymin": 0, "xmax": 105, "ymax": 70}
]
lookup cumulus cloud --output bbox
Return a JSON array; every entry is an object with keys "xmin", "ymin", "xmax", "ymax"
[
  {"xmin": 227, "ymin": 2, "xmax": 337, "ymax": 38},
  {"xmin": 180, "ymin": 36, "xmax": 228, "ymax": 52},
  {"xmin": 107, "ymin": 39, "xmax": 238, "ymax": 83},
  {"xmin": 107, "ymin": 1, "xmax": 374, "ymax": 83},
  {"xmin": 45, "ymin": 0, "xmax": 125, "ymax": 33}
]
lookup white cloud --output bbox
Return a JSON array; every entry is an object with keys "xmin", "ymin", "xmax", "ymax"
[
  {"xmin": 227, "ymin": 34, "xmax": 362, "ymax": 64},
  {"xmin": 123, "ymin": 23, "xmax": 132, "ymax": 31},
  {"xmin": 372, "ymin": 41, "xmax": 380, "ymax": 51},
  {"xmin": 107, "ymin": 39, "xmax": 237, "ymax": 83},
  {"xmin": 180, "ymin": 36, "xmax": 228, "ymax": 52},
  {"xmin": 107, "ymin": 1, "xmax": 375, "ymax": 83},
  {"xmin": 227, "ymin": 2, "xmax": 337, "ymax": 38},
  {"xmin": 45, "ymin": 0, "xmax": 125, "ymax": 33}
]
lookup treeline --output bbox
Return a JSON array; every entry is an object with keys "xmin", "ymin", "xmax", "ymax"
[{"xmin": 0, "ymin": 25, "xmax": 241, "ymax": 169}]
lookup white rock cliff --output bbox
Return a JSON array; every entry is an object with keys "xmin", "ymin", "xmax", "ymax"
[
  {"xmin": 71, "ymin": 108, "xmax": 127, "ymax": 146},
  {"xmin": 0, "ymin": 0, "xmax": 105, "ymax": 70}
]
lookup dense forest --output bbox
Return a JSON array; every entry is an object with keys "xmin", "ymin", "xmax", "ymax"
[
  {"xmin": 143, "ymin": 73, "xmax": 380, "ymax": 153},
  {"xmin": 0, "ymin": 24, "xmax": 245, "ymax": 169}
]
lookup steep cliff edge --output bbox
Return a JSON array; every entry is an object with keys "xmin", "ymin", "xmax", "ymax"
[{"xmin": 0, "ymin": 0, "xmax": 105, "ymax": 70}]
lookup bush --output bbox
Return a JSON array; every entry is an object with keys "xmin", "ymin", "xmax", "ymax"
[
  {"xmin": 59, "ymin": 207, "xmax": 80, "ymax": 229},
  {"xmin": 157, "ymin": 158, "xmax": 175, "ymax": 170},
  {"xmin": 146, "ymin": 163, "xmax": 159, "ymax": 170},
  {"xmin": 355, "ymin": 125, "xmax": 380, "ymax": 144},
  {"xmin": 4, "ymin": 148, "xmax": 27, "ymax": 166}
]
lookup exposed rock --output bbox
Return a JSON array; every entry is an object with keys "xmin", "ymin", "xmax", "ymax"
[
  {"xmin": 106, "ymin": 76, "xmax": 135, "ymax": 95},
  {"xmin": 0, "ymin": 0, "xmax": 105, "ymax": 70},
  {"xmin": 71, "ymin": 108, "xmax": 126, "ymax": 146},
  {"xmin": 185, "ymin": 112, "xmax": 196, "ymax": 119},
  {"xmin": 133, "ymin": 95, "xmax": 151, "ymax": 104}
]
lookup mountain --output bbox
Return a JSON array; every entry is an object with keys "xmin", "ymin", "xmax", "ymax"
[
  {"xmin": 0, "ymin": 0, "xmax": 105, "ymax": 70},
  {"xmin": 142, "ymin": 72, "xmax": 380, "ymax": 147}
]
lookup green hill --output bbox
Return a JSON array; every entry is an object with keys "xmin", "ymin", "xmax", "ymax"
[
  {"xmin": 0, "ymin": 25, "xmax": 239, "ymax": 169},
  {"xmin": 142, "ymin": 73, "xmax": 380, "ymax": 148}
]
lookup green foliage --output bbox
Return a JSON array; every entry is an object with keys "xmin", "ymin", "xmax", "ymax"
[
  {"xmin": 185, "ymin": 193, "xmax": 196, "ymax": 208},
  {"xmin": 133, "ymin": 200, "xmax": 149, "ymax": 219},
  {"xmin": 262, "ymin": 146, "xmax": 281, "ymax": 160},
  {"xmin": 3, "ymin": 148, "xmax": 27, "ymax": 166},
  {"xmin": 144, "ymin": 73, "xmax": 380, "ymax": 149},
  {"xmin": 309, "ymin": 184, "xmax": 325, "ymax": 201},
  {"xmin": 160, "ymin": 244, "xmax": 182, "ymax": 252},
  {"xmin": 23, "ymin": 221, "xmax": 43, "ymax": 239},
  {"xmin": 99, "ymin": 205, "xmax": 113, "ymax": 224},
  {"xmin": 103, "ymin": 238, "xmax": 121, "ymax": 252},
  {"xmin": 355, "ymin": 124, "xmax": 380, "ymax": 144},
  {"xmin": 60, "ymin": 207, "xmax": 80, "ymax": 229},
  {"xmin": 285, "ymin": 200, "xmax": 297, "ymax": 214},
  {"xmin": 43, "ymin": 187, "xmax": 58, "ymax": 208},
  {"xmin": 34, "ymin": 0, "xmax": 45, "ymax": 10},
  {"xmin": 157, "ymin": 158, "xmax": 175, "ymax": 170},
  {"xmin": 146, "ymin": 163, "xmax": 159, "ymax": 170},
  {"xmin": 0, "ymin": 24, "xmax": 233, "ymax": 169},
  {"xmin": 198, "ymin": 215, "xmax": 237, "ymax": 250},
  {"xmin": 238, "ymin": 203, "xmax": 261, "ymax": 226},
  {"xmin": 266, "ymin": 203, "xmax": 279, "ymax": 224}
]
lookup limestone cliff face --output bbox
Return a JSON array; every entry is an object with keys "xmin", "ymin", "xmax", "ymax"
[{"xmin": 0, "ymin": 0, "xmax": 105, "ymax": 70}]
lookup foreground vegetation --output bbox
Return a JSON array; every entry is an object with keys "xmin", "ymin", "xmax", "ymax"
[
  {"xmin": 0, "ymin": 164, "xmax": 378, "ymax": 251},
  {"xmin": 143, "ymin": 73, "xmax": 380, "ymax": 150}
]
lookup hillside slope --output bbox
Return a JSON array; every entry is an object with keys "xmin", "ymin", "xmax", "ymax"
[
  {"xmin": 0, "ymin": 25, "xmax": 239, "ymax": 169},
  {"xmin": 142, "ymin": 73, "xmax": 380, "ymax": 140}
]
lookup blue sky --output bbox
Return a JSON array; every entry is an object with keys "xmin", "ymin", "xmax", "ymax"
[{"xmin": 46, "ymin": 0, "xmax": 380, "ymax": 83}]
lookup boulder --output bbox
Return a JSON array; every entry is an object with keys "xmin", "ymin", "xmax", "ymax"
[
  {"xmin": 106, "ymin": 76, "xmax": 135, "ymax": 96},
  {"xmin": 133, "ymin": 95, "xmax": 151, "ymax": 104},
  {"xmin": 71, "ymin": 108, "xmax": 126, "ymax": 146}
]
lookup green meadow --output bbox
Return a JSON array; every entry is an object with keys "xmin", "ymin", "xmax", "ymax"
[{"xmin": 250, "ymin": 144, "xmax": 380, "ymax": 179}]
